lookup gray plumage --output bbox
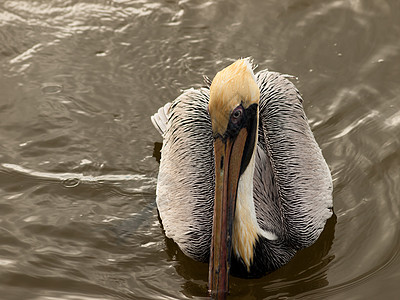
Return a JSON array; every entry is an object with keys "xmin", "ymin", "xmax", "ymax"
[
  {"xmin": 152, "ymin": 70, "xmax": 333, "ymax": 269},
  {"xmin": 154, "ymin": 87, "xmax": 214, "ymax": 262}
]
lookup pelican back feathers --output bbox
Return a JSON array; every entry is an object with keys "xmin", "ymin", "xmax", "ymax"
[
  {"xmin": 254, "ymin": 71, "xmax": 333, "ymax": 249},
  {"xmin": 155, "ymin": 88, "xmax": 214, "ymax": 262}
]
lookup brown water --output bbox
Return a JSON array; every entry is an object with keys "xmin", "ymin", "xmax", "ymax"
[{"xmin": 0, "ymin": 0, "xmax": 399, "ymax": 299}]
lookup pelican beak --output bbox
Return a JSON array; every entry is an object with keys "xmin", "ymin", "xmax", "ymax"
[{"xmin": 208, "ymin": 128, "xmax": 248, "ymax": 298}]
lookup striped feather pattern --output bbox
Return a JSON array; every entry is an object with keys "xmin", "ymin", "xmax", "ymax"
[
  {"xmin": 155, "ymin": 88, "xmax": 214, "ymax": 262},
  {"xmin": 153, "ymin": 69, "xmax": 333, "ymax": 271},
  {"xmin": 255, "ymin": 71, "xmax": 333, "ymax": 250}
]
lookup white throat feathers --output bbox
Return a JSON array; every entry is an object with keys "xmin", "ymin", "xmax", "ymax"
[{"xmin": 232, "ymin": 113, "xmax": 277, "ymax": 270}]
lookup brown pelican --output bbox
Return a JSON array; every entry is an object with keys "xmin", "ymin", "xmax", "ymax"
[{"xmin": 151, "ymin": 58, "xmax": 333, "ymax": 297}]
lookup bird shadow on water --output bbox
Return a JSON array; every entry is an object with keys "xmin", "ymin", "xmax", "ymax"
[
  {"xmin": 163, "ymin": 235, "xmax": 210, "ymax": 298},
  {"xmin": 152, "ymin": 142, "xmax": 162, "ymax": 163},
  {"xmin": 109, "ymin": 142, "xmax": 162, "ymax": 243},
  {"xmin": 162, "ymin": 214, "xmax": 337, "ymax": 299}
]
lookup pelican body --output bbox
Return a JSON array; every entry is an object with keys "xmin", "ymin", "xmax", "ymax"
[{"xmin": 151, "ymin": 59, "xmax": 333, "ymax": 297}]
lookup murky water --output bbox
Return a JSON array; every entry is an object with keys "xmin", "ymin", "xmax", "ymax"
[{"xmin": 0, "ymin": 0, "xmax": 399, "ymax": 299}]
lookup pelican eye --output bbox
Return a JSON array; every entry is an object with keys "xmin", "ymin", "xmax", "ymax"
[{"xmin": 231, "ymin": 106, "xmax": 244, "ymax": 124}]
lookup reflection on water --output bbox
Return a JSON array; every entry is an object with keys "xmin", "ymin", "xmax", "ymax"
[{"xmin": 0, "ymin": 0, "xmax": 399, "ymax": 299}]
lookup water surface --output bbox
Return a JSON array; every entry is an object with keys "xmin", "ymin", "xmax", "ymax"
[{"xmin": 0, "ymin": 0, "xmax": 399, "ymax": 299}]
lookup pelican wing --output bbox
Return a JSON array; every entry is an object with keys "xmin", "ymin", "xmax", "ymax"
[
  {"xmin": 254, "ymin": 71, "xmax": 333, "ymax": 249},
  {"xmin": 154, "ymin": 88, "xmax": 214, "ymax": 262}
]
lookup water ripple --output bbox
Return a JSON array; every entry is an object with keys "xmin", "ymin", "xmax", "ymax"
[
  {"xmin": 0, "ymin": 0, "xmax": 399, "ymax": 299},
  {"xmin": 1, "ymin": 163, "xmax": 155, "ymax": 184}
]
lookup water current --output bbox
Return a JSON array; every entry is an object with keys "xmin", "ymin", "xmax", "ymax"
[{"xmin": 0, "ymin": 1, "xmax": 399, "ymax": 299}]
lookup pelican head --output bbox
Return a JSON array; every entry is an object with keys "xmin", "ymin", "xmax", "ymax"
[
  {"xmin": 207, "ymin": 59, "xmax": 260, "ymax": 298},
  {"xmin": 208, "ymin": 59, "xmax": 260, "ymax": 137}
]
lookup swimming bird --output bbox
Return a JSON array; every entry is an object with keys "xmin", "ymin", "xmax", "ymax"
[{"xmin": 151, "ymin": 58, "xmax": 333, "ymax": 298}]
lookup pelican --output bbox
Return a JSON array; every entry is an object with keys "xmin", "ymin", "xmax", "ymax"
[{"xmin": 151, "ymin": 58, "xmax": 333, "ymax": 297}]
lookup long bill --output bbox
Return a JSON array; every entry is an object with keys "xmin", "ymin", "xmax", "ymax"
[{"xmin": 208, "ymin": 129, "xmax": 248, "ymax": 299}]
